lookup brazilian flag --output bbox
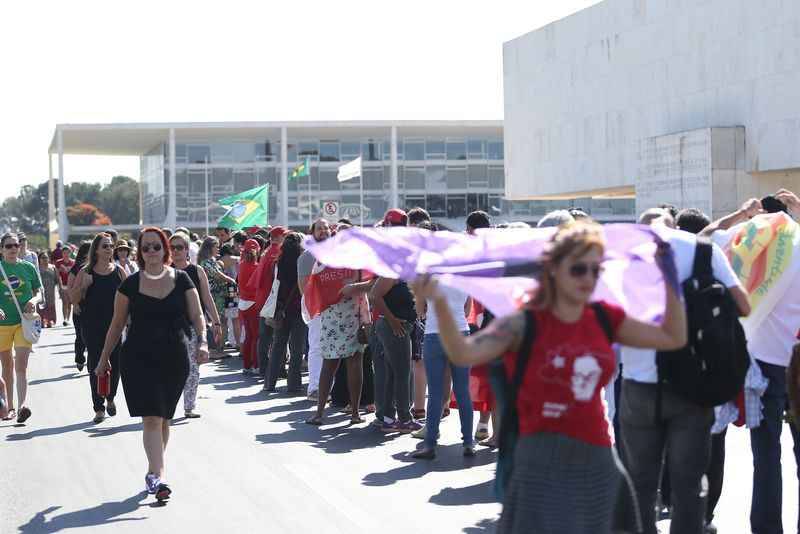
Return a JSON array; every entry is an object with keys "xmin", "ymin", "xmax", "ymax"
[
  {"xmin": 217, "ymin": 184, "xmax": 269, "ymax": 230},
  {"xmin": 290, "ymin": 158, "xmax": 310, "ymax": 181}
]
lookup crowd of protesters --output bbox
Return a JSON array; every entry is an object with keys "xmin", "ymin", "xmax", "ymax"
[{"xmin": 2, "ymin": 191, "xmax": 800, "ymax": 533}]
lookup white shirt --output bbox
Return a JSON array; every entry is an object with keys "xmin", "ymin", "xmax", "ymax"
[
  {"xmin": 426, "ymin": 285, "xmax": 469, "ymax": 334},
  {"xmin": 189, "ymin": 242, "xmax": 199, "ymax": 265},
  {"xmin": 621, "ymin": 228, "xmax": 742, "ymax": 383}
]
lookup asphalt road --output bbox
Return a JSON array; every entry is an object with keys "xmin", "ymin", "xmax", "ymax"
[{"xmin": 1, "ymin": 320, "xmax": 797, "ymax": 534}]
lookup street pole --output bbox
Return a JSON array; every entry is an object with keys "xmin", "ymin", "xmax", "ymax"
[
  {"xmin": 204, "ymin": 156, "xmax": 210, "ymax": 236},
  {"xmin": 359, "ymin": 169, "xmax": 364, "ymax": 228}
]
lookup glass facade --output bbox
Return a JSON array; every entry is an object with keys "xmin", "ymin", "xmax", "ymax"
[{"xmin": 142, "ymin": 129, "xmax": 634, "ymax": 229}]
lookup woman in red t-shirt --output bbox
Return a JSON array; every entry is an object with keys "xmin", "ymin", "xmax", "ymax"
[
  {"xmin": 237, "ymin": 239, "xmax": 263, "ymax": 374},
  {"xmin": 412, "ymin": 221, "xmax": 687, "ymax": 534}
]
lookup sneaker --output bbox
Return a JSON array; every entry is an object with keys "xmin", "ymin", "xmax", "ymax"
[
  {"xmin": 106, "ymin": 401, "xmax": 117, "ymax": 417},
  {"xmin": 155, "ymin": 483, "xmax": 172, "ymax": 502},
  {"xmin": 16, "ymin": 406, "xmax": 32, "ymax": 424},
  {"xmin": 411, "ymin": 448, "xmax": 436, "ymax": 460},
  {"xmin": 184, "ymin": 411, "xmax": 201, "ymax": 419},
  {"xmin": 93, "ymin": 411, "xmax": 105, "ymax": 424},
  {"xmin": 145, "ymin": 473, "xmax": 160, "ymax": 494},
  {"xmin": 397, "ymin": 420, "xmax": 423, "ymax": 434},
  {"xmin": 411, "ymin": 427, "xmax": 426, "ymax": 439},
  {"xmin": 475, "ymin": 427, "xmax": 490, "ymax": 441},
  {"xmin": 463, "ymin": 444, "xmax": 477, "ymax": 457}
]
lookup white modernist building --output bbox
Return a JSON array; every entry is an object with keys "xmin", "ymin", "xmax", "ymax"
[
  {"xmin": 503, "ymin": 0, "xmax": 800, "ymax": 219},
  {"xmin": 47, "ymin": 121, "xmax": 634, "ymax": 240}
]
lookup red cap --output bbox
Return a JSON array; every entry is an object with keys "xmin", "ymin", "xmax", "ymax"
[
  {"xmin": 244, "ymin": 226, "xmax": 262, "ymax": 235},
  {"xmin": 383, "ymin": 208, "xmax": 408, "ymax": 227},
  {"xmin": 269, "ymin": 226, "xmax": 288, "ymax": 238},
  {"xmin": 243, "ymin": 239, "xmax": 260, "ymax": 251}
]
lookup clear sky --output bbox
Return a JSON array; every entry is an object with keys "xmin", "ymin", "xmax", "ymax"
[{"xmin": 0, "ymin": 0, "xmax": 601, "ymax": 201}]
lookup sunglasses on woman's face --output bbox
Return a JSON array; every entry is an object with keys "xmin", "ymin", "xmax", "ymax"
[
  {"xmin": 569, "ymin": 262, "xmax": 603, "ymax": 279},
  {"xmin": 141, "ymin": 243, "xmax": 162, "ymax": 253},
  {"xmin": 3, "ymin": 243, "xmax": 19, "ymax": 249},
  {"xmin": 170, "ymin": 244, "xmax": 185, "ymax": 251}
]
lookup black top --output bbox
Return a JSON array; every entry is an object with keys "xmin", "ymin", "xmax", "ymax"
[
  {"xmin": 182, "ymin": 264, "xmax": 206, "ymax": 315},
  {"xmin": 81, "ymin": 266, "xmax": 123, "ymax": 326},
  {"xmin": 118, "ymin": 270, "xmax": 196, "ymax": 339},
  {"xmin": 276, "ymin": 255, "xmax": 300, "ymax": 315},
  {"xmin": 383, "ymin": 280, "xmax": 416, "ymax": 322},
  {"xmin": 70, "ymin": 263, "xmax": 84, "ymax": 276}
]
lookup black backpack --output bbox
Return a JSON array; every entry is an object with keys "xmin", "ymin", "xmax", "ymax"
[{"xmin": 656, "ymin": 237, "xmax": 750, "ymax": 412}]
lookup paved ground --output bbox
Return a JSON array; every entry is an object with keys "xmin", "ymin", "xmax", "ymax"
[{"xmin": 1, "ymin": 319, "xmax": 798, "ymax": 533}]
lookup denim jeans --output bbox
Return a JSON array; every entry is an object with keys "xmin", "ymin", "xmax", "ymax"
[
  {"xmin": 376, "ymin": 317, "xmax": 412, "ymax": 423},
  {"xmin": 266, "ymin": 310, "xmax": 307, "ymax": 391},
  {"xmin": 423, "ymin": 333, "xmax": 473, "ymax": 449},
  {"xmin": 750, "ymin": 360, "xmax": 800, "ymax": 534},
  {"xmin": 620, "ymin": 380, "xmax": 713, "ymax": 534},
  {"xmin": 370, "ymin": 324, "xmax": 392, "ymax": 421}
]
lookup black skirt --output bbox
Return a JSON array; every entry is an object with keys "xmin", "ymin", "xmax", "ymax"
[{"xmin": 120, "ymin": 327, "xmax": 189, "ymax": 419}]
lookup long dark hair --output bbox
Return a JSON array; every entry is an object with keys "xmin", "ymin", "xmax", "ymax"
[
  {"xmin": 84, "ymin": 232, "xmax": 113, "ymax": 274},
  {"xmin": 74, "ymin": 241, "xmax": 92, "ymax": 268},
  {"xmin": 277, "ymin": 232, "xmax": 303, "ymax": 273}
]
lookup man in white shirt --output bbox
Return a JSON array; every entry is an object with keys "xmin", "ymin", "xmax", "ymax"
[
  {"xmin": 620, "ymin": 208, "xmax": 750, "ymax": 534},
  {"xmin": 703, "ymin": 192, "xmax": 800, "ymax": 534}
]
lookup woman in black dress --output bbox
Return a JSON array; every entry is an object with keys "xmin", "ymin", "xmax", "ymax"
[
  {"xmin": 95, "ymin": 227, "xmax": 208, "ymax": 502},
  {"xmin": 72, "ymin": 233, "xmax": 126, "ymax": 423},
  {"xmin": 66, "ymin": 241, "xmax": 91, "ymax": 371}
]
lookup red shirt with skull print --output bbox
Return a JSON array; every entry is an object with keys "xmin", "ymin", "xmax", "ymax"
[{"xmin": 503, "ymin": 301, "xmax": 625, "ymax": 447}]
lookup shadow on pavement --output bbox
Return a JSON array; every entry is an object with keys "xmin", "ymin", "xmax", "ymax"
[
  {"xmin": 429, "ymin": 479, "xmax": 496, "ymax": 506},
  {"xmin": 225, "ymin": 391, "xmax": 266, "ymax": 404},
  {"xmin": 51, "ymin": 350, "xmax": 77, "ymax": 356},
  {"xmin": 29, "ymin": 373, "xmax": 82, "ymax": 386},
  {"xmin": 17, "ymin": 492, "xmax": 149, "ymax": 533},
  {"xmin": 36, "ymin": 342, "xmax": 74, "ymax": 349},
  {"xmin": 362, "ymin": 444, "xmax": 496, "ymax": 487},
  {"xmin": 83, "ymin": 422, "xmax": 143, "ymax": 437},
  {"xmin": 247, "ymin": 399, "xmax": 310, "ymax": 416},
  {"xmin": 6, "ymin": 421, "xmax": 95, "ymax": 441},
  {"xmin": 462, "ymin": 518, "xmax": 499, "ymax": 533}
]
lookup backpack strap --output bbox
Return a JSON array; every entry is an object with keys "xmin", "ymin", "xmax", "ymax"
[
  {"xmin": 590, "ymin": 302, "xmax": 614, "ymax": 344},
  {"xmin": 692, "ymin": 236, "xmax": 713, "ymax": 280}
]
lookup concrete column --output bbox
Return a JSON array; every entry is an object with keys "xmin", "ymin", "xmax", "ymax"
[
  {"xmin": 166, "ymin": 128, "xmax": 177, "ymax": 228},
  {"xmin": 47, "ymin": 154, "xmax": 56, "ymax": 248},
  {"xmin": 56, "ymin": 129, "xmax": 68, "ymax": 242},
  {"xmin": 390, "ymin": 126, "xmax": 399, "ymax": 209},
  {"xmin": 280, "ymin": 126, "xmax": 289, "ymax": 227}
]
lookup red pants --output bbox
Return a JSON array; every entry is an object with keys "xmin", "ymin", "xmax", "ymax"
[{"xmin": 241, "ymin": 309, "xmax": 261, "ymax": 370}]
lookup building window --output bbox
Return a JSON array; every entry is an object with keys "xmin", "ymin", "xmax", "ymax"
[
  {"xmin": 468, "ymin": 164, "xmax": 488, "ymax": 188},
  {"xmin": 255, "ymin": 142, "xmax": 276, "ymax": 162},
  {"xmin": 404, "ymin": 166, "xmax": 425, "ymax": 190},
  {"xmin": 188, "ymin": 145, "xmax": 210, "ymax": 164},
  {"xmin": 364, "ymin": 167, "xmax": 383, "ymax": 190},
  {"xmin": 287, "ymin": 142, "xmax": 297, "ymax": 162},
  {"xmin": 489, "ymin": 165, "xmax": 504, "ymax": 189},
  {"xmin": 426, "ymin": 139, "xmax": 445, "ymax": 160},
  {"xmin": 362, "ymin": 140, "xmax": 381, "ymax": 161},
  {"xmin": 299, "ymin": 141, "xmax": 319, "ymax": 160},
  {"xmin": 426, "ymin": 165, "xmax": 446, "ymax": 191},
  {"xmin": 427, "ymin": 194, "xmax": 446, "ymax": 216},
  {"xmin": 488, "ymin": 140, "xmax": 504, "ymax": 160},
  {"xmin": 468, "ymin": 139, "xmax": 485, "ymax": 159},
  {"xmin": 319, "ymin": 169, "xmax": 340, "ymax": 190},
  {"xmin": 405, "ymin": 195, "xmax": 425, "ymax": 212},
  {"xmin": 232, "ymin": 143, "xmax": 255, "ymax": 163},
  {"xmin": 211, "ymin": 143, "xmax": 233, "ymax": 163},
  {"xmin": 320, "ymin": 141, "xmax": 340, "ymax": 162},
  {"xmin": 234, "ymin": 169, "xmax": 256, "ymax": 192},
  {"xmin": 447, "ymin": 194, "xmax": 467, "ymax": 219},
  {"xmin": 404, "ymin": 140, "xmax": 424, "ymax": 161},
  {"xmin": 467, "ymin": 193, "xmax": 489, "ymax": 214},
  {"xmin": 341, "ymin": 141, "xmax": 360, "ymax": 160},
  {"xmin": 446, "ymin": 166, "xmax": 467, "ymax": 189},
  {"xmin": 446, "ymin": 139, "xmax": 467, "ymax": 161}
]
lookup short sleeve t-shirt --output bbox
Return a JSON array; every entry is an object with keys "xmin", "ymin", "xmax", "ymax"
[
  {"xmin": 505, "ymin": 301, "xmax": 626, "ymax": 447},
  {"xmin": 0, "ymin": 260, "xmax": 42, "ymax": 326},
  {"xmin": 297, "ymin": 250, "xmax": 316, "ymax": 279}
]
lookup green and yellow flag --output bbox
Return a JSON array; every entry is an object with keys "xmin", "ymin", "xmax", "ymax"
[
  {"xmin": 217, "ymin": 184, "xmax": 269, "ymax": 230},
  {"xmin": 290, "ymin": 158, "xmax": 310, "ymax": 181}
]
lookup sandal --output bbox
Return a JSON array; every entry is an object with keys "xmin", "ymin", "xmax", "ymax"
[
  {"xmin": 305, "ymin": 415, "xmax": 323, "ymax": 426},
  {"xmin": 3, "ymin": 408, "xmax": 16, "ymax": 421},
  {"xmin": 412, "ymin": 408, "xmax": 426, "ymax": 420},
  {"xmin": 350, "ymin": 415, "xmax": 365, "ymax": 425}
]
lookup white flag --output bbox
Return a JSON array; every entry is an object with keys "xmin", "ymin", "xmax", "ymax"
[{"xmin": 337, "ymin": 157, "xmax": 362, "ymax": 182}]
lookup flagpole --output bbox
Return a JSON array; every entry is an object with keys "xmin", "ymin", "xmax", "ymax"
[
  {"xmin": 308, "ymin": 158, "xmax": 313, "ymax": 228},
  {"xmin": 360, "ymin": 168, "xmax": 364, "ymax": 228},
  {"xmin": 204, "ymin": 155, "xmax": 210, "ymax": 236}
]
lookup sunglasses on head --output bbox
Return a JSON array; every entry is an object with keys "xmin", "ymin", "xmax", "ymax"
[
  {"xmin": 3, "ymin": 243, "xmax": 19, "ymax": 249},
  {"xmin": 141, "ymin": 243, "xmax": 162, "ymax": 253},
  {"xmin": 170, "ymin": 244, "xmax": 185, "ymax": 251},
  {"xmin": 569, "ymin": 262, "xmax": 603, "ymax": 279}
]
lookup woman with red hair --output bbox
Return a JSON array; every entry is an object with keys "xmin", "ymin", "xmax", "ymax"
[{"xmin": 95, "ymin": 227, "xmax": 208, "ymax": 503}]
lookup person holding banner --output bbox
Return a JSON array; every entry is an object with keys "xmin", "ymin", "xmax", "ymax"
[{"xmin": 411, "ymin": 221, "xmax": 687, "ymax": 534}]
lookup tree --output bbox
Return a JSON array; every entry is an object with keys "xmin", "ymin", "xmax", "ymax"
[
  {"xmin": 99, "ymin": 176, "xmax": 140, "ymax": 224},
  {"xmin": 67, "ymin": 203, "xmax": 111, "ymax": 226}
]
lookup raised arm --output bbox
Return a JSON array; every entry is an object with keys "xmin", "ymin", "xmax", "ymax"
[
  {"xmin": 700, "ymin": 198, "xmax": 763, "ymax": 237},
  {"xmin": 411, "ymin": 276, "xmax": 523, "ymax": 366}
]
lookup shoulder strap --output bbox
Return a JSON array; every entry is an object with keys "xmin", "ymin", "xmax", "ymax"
[
  {"xmin": 510, "ymin": 310, "xmax": 538, "ymax": 392},
  {"xmin": 692, "ymin": 236, "xmax": 713, "ymax": 279},
  {"xmin": 590, "ymin": 302, "xmax": 614, "ymax": 343},
  {"xmin": 0, "ymin": 262, "xmax": 24, "ymax": 317}
]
